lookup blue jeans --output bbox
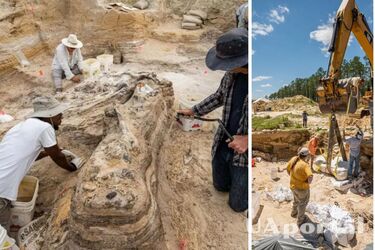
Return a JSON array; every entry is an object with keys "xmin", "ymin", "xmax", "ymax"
[
  {"xmin": 212, "ymin": 142, "xmax": 248, "ymax": 212},
  {"xmin": 348, "ymin": 154, "xmax": 360, "ymax": 178}
]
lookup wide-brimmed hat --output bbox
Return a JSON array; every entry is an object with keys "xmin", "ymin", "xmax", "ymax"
[
  {"xmin": 205, "ymin": 28, "xmax": 248, "ymax": 71},
  {"xmin": 62, "ymin": 34, "xmax": 83, "ymax": 49},
  {"xmin": 26, "ymin": 96, "xmax": 69, "ymax": 118}
]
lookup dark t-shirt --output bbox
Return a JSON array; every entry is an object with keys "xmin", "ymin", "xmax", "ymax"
[
  {"xmin": 302, "ymin": 112, "xmax": 308, "ymax": 120},
  {"xmin": 226, "ymin": 73, "xmax": 248, "ymax": 137}
]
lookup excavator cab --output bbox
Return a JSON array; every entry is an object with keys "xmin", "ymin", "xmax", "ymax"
[{"xmin": 317, "ymin": 77, "xmax": 363, "ymax": 113}]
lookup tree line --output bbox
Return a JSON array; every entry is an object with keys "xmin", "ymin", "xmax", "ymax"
[{"xmin": 268, "ymin": 56, "xmax": 372, "ymax": 101}]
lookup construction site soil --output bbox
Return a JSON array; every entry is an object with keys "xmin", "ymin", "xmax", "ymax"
[
  {"xmin": 0, "ymin": 0, "xmax": 247, "ymax": 249},
  {"xmin": 252, "ymin": 101, "xmax": 373, "ymax": 249}
]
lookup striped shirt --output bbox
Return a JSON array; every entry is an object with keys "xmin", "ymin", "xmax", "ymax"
[{"xmin": 193, "ymin": 72, "xmax": 248, "ymax": 167}]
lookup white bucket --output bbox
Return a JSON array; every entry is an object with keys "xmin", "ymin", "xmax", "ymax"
[
  {"xmin": 82, "ymin": 58, "xmax": 101, "ymax": 79},
  {"xmin": 271, "ymin": 167, "xmax": 278, "ymax": 180},
  {"xmin": 9, "ymin": 176, "xmax": 39, "ymax": 237},
  {"xmin": 0, "ymin": 225, "xmax": 18, "ymax": 250},
  {"xmin": 252, "ymin": 192, "xmax": 261, "ymax": 221},
  {"xmin": 177, "ymin": 99, "xmax": 203, "ymax": 131},
  {"xmin": 176, "ymin": 116, "xmax": 203, "ymax": 132},
  {"xmin": 96, "ymin": 54, "xmax": 113, "ymax": 73}
]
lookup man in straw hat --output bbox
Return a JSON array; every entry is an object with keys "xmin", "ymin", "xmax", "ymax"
[
  {"xmin": 177, "ymin": 28, "xmax": 248, "ymax": 212},
  {"xmin": 0, "ymin": 96, "xmax": 81, "ymax": 231},
  {"xmin": 287, "ymin": 147, "xmax": 313, "ymax": 227},
  {"xmin": 52, "ymin": 34, "xmax": 84, "ymax": 92}
]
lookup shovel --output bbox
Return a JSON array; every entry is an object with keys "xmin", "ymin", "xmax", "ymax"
[{"xmin": 176, "ymin": 113, "xmax": 248, "ymax": 161}]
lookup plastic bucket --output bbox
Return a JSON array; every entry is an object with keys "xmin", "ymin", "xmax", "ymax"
[
  {"xmin": 0, "ymin": 225, "xmax": 17, "ymax": 250},
  {"xmin": 9, "ymin": 176, "xmax": 39, "ymax": 236},
  {"xmin": 176, "ymin": 117, "xmax": 203, "ymax": 132},
  {"xmin": 177, "ymin": 99, "xmax": 203, "ymax": 131},
  {"xmin": 270, "ymin": 167, "xmax": 278, "ymax": 180},
  {"xmin": 82, "ymin": 58, "xmax": 101, "ymax": 79},
  {"xmin": 96, "ymin": 54, "xmax": 113, "ymax": 73}
]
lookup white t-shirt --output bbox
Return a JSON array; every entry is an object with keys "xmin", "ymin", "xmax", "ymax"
[{"xmin": 0, "ymin": 118, "xmax": 56, "ymax": 201}]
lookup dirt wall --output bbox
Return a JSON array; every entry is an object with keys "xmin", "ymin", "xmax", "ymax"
[{"xmin": 252, "ymin": 129, "xmax": 311, "ymax": 161}]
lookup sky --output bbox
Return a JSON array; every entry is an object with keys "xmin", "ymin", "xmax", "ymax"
[{"xmin": 252, "ymin": 0, "xmax": 373, "ymax": 99}]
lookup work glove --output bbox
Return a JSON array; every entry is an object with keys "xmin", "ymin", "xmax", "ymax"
[
  {"xmin": 61, "ymin": 149, "xmax": 78, "ymax": 161},
  {"xmin": 70, "ymin": 157, "xmax": 84, "ymax": 170},
  {"xmin": 62, "ymin": 150, "xmax": 84, "ymax": 170}
]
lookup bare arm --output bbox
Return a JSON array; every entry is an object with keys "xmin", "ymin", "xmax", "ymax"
[
  {"xmin": 35, "ymin": 151, "xmax": 48, "ymax": 161},
  {"xmin": 44, "ymin": 145, "xmax": 77, "ymax": 171}
]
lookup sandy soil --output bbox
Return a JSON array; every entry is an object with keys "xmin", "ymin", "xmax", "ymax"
[
  {"xmin": 0, "ymin": 35, "xmax": 247, "ymax": 249},
  {"xmin": 252, "ymin": 161, "xmax": 373, "ymax": 250},
  {"xmin": 158, "ymin": 126, "xmax": 247, "ymax": 250}
]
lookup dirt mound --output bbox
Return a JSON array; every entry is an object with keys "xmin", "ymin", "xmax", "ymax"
[{"xmin": 271, "ymin": 95, "xmax": 320, "ymax": 114}]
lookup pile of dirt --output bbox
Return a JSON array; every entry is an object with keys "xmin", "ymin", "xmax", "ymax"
[{"xmin": 270, "ymin": 95, "xmax": 320, "ymax": 114}]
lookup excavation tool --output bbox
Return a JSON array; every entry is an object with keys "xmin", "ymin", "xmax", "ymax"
[
  {"xmin": 316, "ymin": 0, "xmax": 372, "ymax": 114},
  {"xmin": 326, "ymin": 113, "xmax": 347, "ymax": 172},
  {"xmin": 176, "ymin": 113, "xmax": 248, "ymax": 161},
  {"xmin": 315, "ymin": 0, "xmax": 372, "ymax": 170}
]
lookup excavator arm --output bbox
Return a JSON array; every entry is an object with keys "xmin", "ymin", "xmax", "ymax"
[{"xmin": 317, "ymin": 0, "xmax": 373, "ymax": 113}]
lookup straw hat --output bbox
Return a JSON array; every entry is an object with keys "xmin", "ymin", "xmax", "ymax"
[
  {"xmin": 26, "ymin": 96, "xmax": 69, "ymax": 118},
  {"xmin": 62, "ymin": 34, "xmax": 83, "ymax": 49}
]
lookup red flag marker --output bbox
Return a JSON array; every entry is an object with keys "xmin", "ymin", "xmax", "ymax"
[{"xmin": 179, "ymin": 239, "xmax": 187, "ymax": 250}]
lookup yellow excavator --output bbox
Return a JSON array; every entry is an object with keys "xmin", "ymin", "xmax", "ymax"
[
  {"xmin": 316, "ymin": 0, "xmax": 373, "ymax": 114},
  {"xmin": 315, "ymin": 0, "xmax": 373, "ymax": 171}
]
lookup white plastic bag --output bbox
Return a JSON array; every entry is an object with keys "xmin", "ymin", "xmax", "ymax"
[
  {"xmin": 17, "ymin": 215, "xmax": 47, "ymax": 249},
  {"xmin": 135, "ymin": 83, "xmax": 153, "ymax": 95},
  {"xmin": 324, "ymin": 228, "xmax": 337, "ymax": 245},
  {"xmin": 331, "ymin": 156, "xmax": 349, "ymax": 180},
  {"xmin": 307, "ymin": 203, "xmax": 355, "ymax": 247},
  {"xmin": 331, "ymin": 179, "xmax": 353, "ymax": 192},
  {"xmin": 266, "ymin": 185, "xmax": 293, "ymax": 202}
]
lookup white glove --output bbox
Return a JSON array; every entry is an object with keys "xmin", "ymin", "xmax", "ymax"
[
  {"xmin": 71, "ymin": 157, "xmax": 84, "ymax": 170},
  {"xmin": 62, "ymin": 149, "xmax": 78, "ymax": 161},
  {"xmin": 62, "ymin": 150, "xmax": 84, "ymax": 170}
]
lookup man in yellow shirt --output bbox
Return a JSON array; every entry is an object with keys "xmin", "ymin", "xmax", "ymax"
[{"xmin": 287, "ymin": 147, "xmax": 313, "ymax": 226}]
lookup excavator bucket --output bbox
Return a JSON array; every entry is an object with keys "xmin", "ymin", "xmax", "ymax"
[{"xmin": 316, "ymin": 77, "xmax": 363, "ymax": 114}]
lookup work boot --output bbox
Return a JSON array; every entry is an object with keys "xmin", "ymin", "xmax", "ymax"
[
  {"xmin": 291, "ymin": 211, "xmax": 297, "ymax": 218},
  {"xmin": 55, "ymin": 88, "xmax": 63, "ymax": 93}
]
